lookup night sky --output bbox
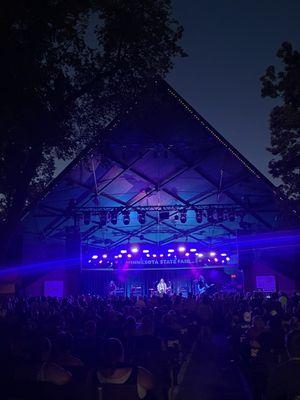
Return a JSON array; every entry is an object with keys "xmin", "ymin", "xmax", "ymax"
[{"xmin": 167, "ymin": 0, "xmax": 300, "ymax": 180}]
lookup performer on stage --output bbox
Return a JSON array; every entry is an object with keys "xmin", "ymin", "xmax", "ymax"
[
  {"xmin": 108, "ymin": 280, "xmax": 117, "ymax": 296},
  {"xmin": 157, "ymin": 278, "xmax": 167, "ymax": 295}
]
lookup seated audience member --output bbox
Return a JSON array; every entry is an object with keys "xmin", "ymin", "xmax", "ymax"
[
  {"xmin": 89, "ymin": 338, "xmax": 154, "ymax": 400},
  {"xmin": 267, "ymin": 329, "xmax": 300, "ymax": 400}
]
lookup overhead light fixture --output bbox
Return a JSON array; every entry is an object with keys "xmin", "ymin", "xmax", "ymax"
[
  {"xmin": 207, "ymin": 207, "xmax": 215, "ymax": 223},
  {"xmin": 138, "ymin": 211, "xmax": 146, "ymax": 224},
  {"xmin": 209, "ymin": 251, "xmax": 216, "ymax": 257},
  {"xmin": 190, "ymin": 248, "xmax": 197, "ymax": 252},
  {"xmin": 178, "ymin": 246, "xmax": 186, "ymax": 252},
  {"xmin": 131, "ymin": 246, "xmax": 139, "ymax": 253},
  {"xmin": 102, "ymin": 254, "xmax": 108, "ymax": 259},
  {"xmin": 168, "ymin": 249, "xmax": 175, "ymax": 253},
  {"xmin": 142, "ymin": 249, "xmax": 149, "ymax": 253},
  {"xmin": 110, "ymin": 211, "xmax": 118, "ymax": 225},
  {"xmin": 91, "ymin": 255, "xmax": 98, "ymax": 259},
  {"xmin": 195, "ymin": 209, "xmax": 203, "ymax": 223},
  {"xmin": 120, "ymin": 249, "xmax": 127, "ymax": 254},
  {"xmin": 122, "ymin": 210, "xmax": 130, "ymax": 225},
  {"xmin": 83, "ymin": 211, "xmax": 91, "ymax": 225},
  {"xmin": 180, "ymin": 208, "xmax": 187, "ymax": 223}
]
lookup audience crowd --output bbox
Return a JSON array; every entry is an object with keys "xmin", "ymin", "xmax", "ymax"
[{"xmin": 0, "ymin": 290, "xmax": 299, "ymax": 400}]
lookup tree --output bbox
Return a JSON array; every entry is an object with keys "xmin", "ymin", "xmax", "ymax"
[
  {"xmin": 0, "ymin": 0, "xmax": 185, "ymax": 262},
  {"xmin": 261, "ymin": 42, "xmax": 300, "ymax": 211}
]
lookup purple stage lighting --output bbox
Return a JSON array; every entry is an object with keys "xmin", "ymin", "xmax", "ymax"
[
  {"xmin": 88, "ymin": 259, "xmax": 92, "ymax": 263},
  {"xmin": 185, "ymin": 252, "xmax": 190, "ymax": 257},
  {"xmin": 209, "ymin": 251, "xmax": 216, "ymax": 257},
  {"xmin": 92, "ymin": 255, "xmax": 98, "ymax": 259},
  {"xmin": 160, "ymin": 254, "xmax": 164, "ymax": 257},
  {"xmin": 178, "ymin": 246, "xmax": 186, "ymax": 252},
  {"xmin": 168, "ymin": 253, "xmax": 171, "ymax": 257},
  {"xmin": 153, "ymin": 254, "xmax": 157, "ymax": 257},
  {"xmin": 190, "ymin": 248, "xmax": 197, "ymax": 252},
  {"xmin": 102, "ymin": 254, "xmax": 108, "ymax": 259},
  {"xmin": 221, "ymin": 253, "xmax": 227, "ymax": 256},
  {"xmin": 143, "ymin": 249, "xmax": 149, "ymax": 253},
  {"xmin": 118, "ymin": 254, "xmax": 122, "ymax": 258},
  {"xmin": 168, "ymin": 249, "xmax": 175, "ymax": 253},
  {"xmin": 197, "ymin": 253, "xmax": 203, "ymax": 258},
  {"xmin": 120, "ymin": 249, "xmax": 127, "ymax": 254},
  {"xmin": 226, "ymin": 256, "xmax": 230, "ymax": 261},
  {"xmin": 99, "ymin": 260, "xmax": 103, "ymax": 264},
  {"xmin": 127, "ymin": 254, "xmax": 132, "ymax": 258},
  {"xmin": 214, "ymin": 257, "xmax": 218, "ymax": 262},
  {"xmin": 131, "ymin": 247, "xmax": 139, "ymax": 253},
  {"xmin": 146, "ymin": 254, "xmax": 150, "ymax": 257}
]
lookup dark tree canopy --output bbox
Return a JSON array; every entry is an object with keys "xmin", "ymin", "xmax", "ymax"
[
  {"xmin": 0, "ymin": 0, "xmax": 185, "ymax": 259},
  {"xmin": 261, "ymin": 42, "xmax": 300, "ymax": 209}
]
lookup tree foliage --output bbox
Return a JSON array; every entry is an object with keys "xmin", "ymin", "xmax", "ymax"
[
  {"xmin": 0, "ymin": 0, "xmax": 185, "ymax": 257},
  {"xmin": 261, "ymin": 42, "xmax": 300, "ymax": 208}
]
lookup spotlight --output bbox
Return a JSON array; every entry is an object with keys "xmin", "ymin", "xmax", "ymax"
[
  {"xmin": 146, "ymin": 254, "xmax": 150, "ymax": 257},
  {"xmin": 83, "ymin": 211, "xmax": 91, "ymax": 225},
  {"xmin": 91, "ymin": 255, "xmax": 98, "ymax": 259},
  {"xmin": 185, "ymin": 252, "xmax": 190, "ymax": 257},
  {"xmin": 209, "ymin": 251, "xmax": 216, "ymax": 257},
  {"xmin": 102, "ymin": 254, "xmax": 108, "ymax": 259},
  {"xmin": 88, "ymin": 259, "xmax": 92, "ymax": 263},
  {"xmin": 110, "ymin": 211, "xmax": 118, "ymax": 225},
  {"xmin": 180, "ymin": 209, "xmax": 187, "ymax": 223},
  {"xmin": 197, "ymin": 253, "xmax": 203, "ymax": 258},
  {"xmin": 217, "ymin": 208, "xmax": 224, "ymax": 222},
  {"xmin": 138, "ymin": 211, "xmax": 146, "ymax": 224},
  {"xmin": 228, "ymin": 209, "xmax": 235, "ymax": 222},
  {"xmin": 195, "ymin": 209, "xmax": 203, "ymax": 223},
  {"xmin": 118, "ymin": 254, "xmax": 122, "ymax": 258},
  {"xmin": 190, "ymin": 248, "xmax": 197, "ymax": 252},
  {"xmin": 207, "ymin": 207, "xmax": 215, "ymax": 223},
  {"xmin": 168, "ymin": 249, "xmax": 175, "ymax": 253},
  {"xmin": 120, "ymin": 249, "xmax": 127, "ymax": 254},
  {"xmin": 131, "ymin": 247, "xmax": 139, "ymax": 253},
  {"xmin": 143, "ymin": 249, "xmax": 149, "ymax": 254},
  {"xmin": 221, "ymin": 253, "xmax": 227, "ymax": 256},
  {"xmin": 114, "ymin": 255, "xmax": 119, "ymax": 259},
  {"xmin": 168, "ymin": 253, "xmax": 171, "ymax": 257},
  {"xmin": 99, "ymin": 211, "xmax": 107, "ymax": 226},
  {"xmin": 153, "ymin": 254, "xmax": 157, "ymax": 257},
  {"xmin": 214, "ymin": 257, "xmax": 218, "ymax": 262},
  {"xmin": 122, "ymin": 210, "xmax": 130, "ymax": 225},
  {"xmin": 226, "ymin": 256, "xmax": 230, "ymax": 261},
  {"xmin": 99, "ymin": 260, "xmax": 103, "ymax": 264},
  {"xmin": 178, "ymin": 246, "xmax": 186, "ymax": 252},
  {"xmin": 127, "ymin": 254, "xmax": 132, "ymax": 258},
  {"xmin": 160, "ymin": 254, "xmax": 164, "ymax": 257}
]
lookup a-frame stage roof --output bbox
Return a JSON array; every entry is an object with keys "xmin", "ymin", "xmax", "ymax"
[{"xmin": 23, "ymin": 80, "xmax": 282, "ymax": 250}]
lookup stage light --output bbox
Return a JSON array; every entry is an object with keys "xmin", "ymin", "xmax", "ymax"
[
  {"xmin": 138, "ymin": 211, "xmax": 146, "ymax": 224},
  {"xmin": 208, "ymin": 258, "xmax": 211, "ymax": 262},
  {"xmin": 160, "ymin": 254, "xmax": 164, "ymax": 257},
  {"xmin": 196, "ymin": 253, "xmax": 203, "ymax": 258},
  {"xmin": 153, "ymin": 254, "xmax": 157, "ymax": 257},
  {"xmin": 180, "ymin": 209, "xmax": 187, "ymax": 223},
  {"xmin": 217, "ymin": 208, "xmax": 224, "ymax": 222},
  {"xmin": 143, "ymin": 249, "xmax": 149, "ymax": 253},
  {"xmin": 226, "ymin": 256, "xmax": 230, "ymax": 261},
  {"xmin": 207, "ymin": 207, "xmax": 215, "ymax": 223},
  {"xmin": 190, "ymin": 248, "xmax": 197, "ymax": 252},
  {"xmin": 214, "ymin": 257, "xmax": 218, "ymax": 262},
  {"xmin": 110, "ymin": 211, "xmax": 118, "ymax": 225},
  {"xmin": 146, "ymin": 254, "xmax": 150, "ymax": 257},
  {"xmin": 221, "ymin": 253, "xmax": 227, "ymax": 256},
  {"xmin": 122, "ymin": 210, "xmax": 130, "ymax": 225},
  {"xmin": 168, "ymin": 249, "xmax": 175, "ymax": 253},
  {"xmin": 221, "ymin": 260, "xmax": 225, "ymax": 264},
  {"xmin": 102, "ymin": 254, "xmax": 108, "ymax": 259},
  {"xmin": 88, "ymin": 259, "xmax": 92, "ymax": 263},
  {"xmin": 168, "ymin": 253, "xmax": 171, "ymax": 257},
  {"xmin": 209, "ymin": 251, "xmax": 216, "ymax": 257},
  {"xmin": 131, "ymin": 247, "xmax": 138, "ymax": 253},
  {"xmin": 228, "ymin": 209, "xmax": 235, "ymax": 222},
  {"xmin": 195, "ymin": 209, "xmax": 203, "ymax": 223},
  {"xmin": 120, "ymin": 249, "xmax": 127, "ymax": 254},
  {"xmin": 114, "ymin": 255, "xmax": 119, "ymax": 259},
  {"xmin": 99, "ymin": 260, "xmax": 103, "ymax": 264},
  {"xmin": 118, "ymin": 254, "xmax": 122, "ymax": 258},
  {"xmin": 127, "ymin": 254, "xmax": 132, "ymax": 258},
  {"xmin": 178, "ymin": 246, "xmax": 186, "ymax": 252},
  {"xmin": 99, "ymin": 211, "xmax": 107, "ymax": 226},
  {"xmin": 83, "ymin": 211, "xmax": 91, "ymax": 225},
  {"xmin": 92, "ymin": 255, "xmax": 98, "ymax": 259},
  {"xmin": 185, "ymin": 252, "xmax": 190, "ymax": 257}
]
